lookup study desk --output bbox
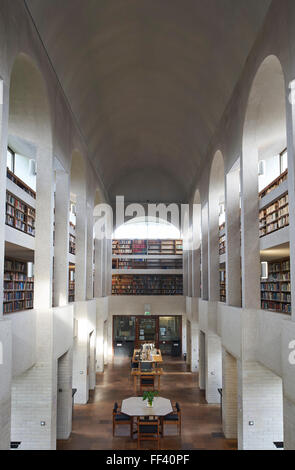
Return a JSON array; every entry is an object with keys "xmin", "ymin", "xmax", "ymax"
[{"xmin": 132, "ymin": 349, "xmax": 163, "ymax": 364}]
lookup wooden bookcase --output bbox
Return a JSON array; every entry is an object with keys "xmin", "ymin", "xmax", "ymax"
[
  {"xmin": 112, "ymin": 239, "xmax": 183, "ymax": 256},
  {"xmin": 6, "ymin": 191, "xmax": 36, "ymax": 237},
  {"xmin": 219, "ymin": 264, "xmax": 226, "ymax": 303},
  {"xmin": 69, "ymin": 233, "xmax": 76, "ymax": 255},
  {"xmin": 112, "ymin": 274, "xmax": 183, "ymax": 295},
  {"xmin": 219, "ymin": 234, "xmax": 226, "ymax": 256},
  {"xmin": 259, "ymin": 193, "xmax": 289, "ymax": 238},
  {"xmin": 3, "ymin": 258, "xmax": 34, "ymax": 314},
  {"xmin": 68, "ymin": 264, "xmax": 75, "ymax": 303},
  {"xmin": 261, "ymin": 259, "xmax": 291, "ymax": 314},
  {"xmin": 112, "ymin": 258, "xmax": 183, "ymax": 270}
]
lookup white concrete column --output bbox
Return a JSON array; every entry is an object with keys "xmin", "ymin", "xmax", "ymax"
[
  {"xmin": 57, "ymin": 348, "xmax": 73, "ymax": 440},
  {"xmin": 240, "ymin": 145, "xmax": 260, "ymax": 309},
  {"xmin": 286, "ymin": 84, "xmax": 295, "ymax": 321},
  {"xmin": 96, "ymin": 298, "xmax": 106, "ymax": 372},
  {"xmin": 86, "ymin": 201, "xmax": 94, "ymax": 300},
  {"xmin": 0, "ymin": 79, "xmax": 8, "ymax": 317},
  {"xmin": 190, "ymin": 319, "xmax": 199, "ymax": 372},
  {"xmin": 225, "ymin": 169, "xmax": 241, "ymax": 307},
  {"xmin": 183, "ymin": 249, "xmax": 188, "ymax": 297},
  {"xmin": 54, "ymin": 171, "xmax": 70, "ymax": 307},
  {"xmin": 89, "ymin": 331, "xmax": 96, "ymax": 390},
  {"xmin": 199, "ymin": 330, "xmax": 206, "ymax": 390},
  {"xmin": 192, "ymin": 248, "xmax": 201, "ymax": 298},
  {"xmin": 34, "ymin": 145, "xmax": 54, "ymax": 310},
  {"xmin": 75, "ymin": 188, "xmax": 87, "ymax": 302},
  {"xmin": 11, "ymin": 146, "xmax": 57, "ymax": 449},
  {"xmin": 237, "ymin": 360, "xmax": 283, "ymax": 450},
  {"xmin": 0, "ymin": 319, "xmax": 12, "ymax": 450},
  {"xmin": 205, "ymin": 333, "xmax": 222, "ymax": 404},
  {"xmin": 283, "ymin": 396, "xmax": 295, "ymax": 450},
  {"xmin": 94, "ymin": 238, "xmax": 103, "ymax": 298},
  {"xmin": 201, "ymin": 204, "xmax": 209, "ymax": 301},
  {"xmin": 222, "ymin": 348, "xmax": 238, "ymax": 439},
  {"xmin": 187, "ymin": 249, "xmax": 192, "ymax": 297}
]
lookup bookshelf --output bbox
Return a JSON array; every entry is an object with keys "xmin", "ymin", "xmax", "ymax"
[
  {"xmin": 259, "ymin": 169, "xmax": 288, "ymax": 199},
  {"xmin": 69, "ymin": 264, "xmax": 75, "ymax": 303},
  {"xmin": 112, "ymin": 258, "xmax": 183, "ymax": 270},
  {"xmin": 220, "ymin": 263, "xmax": 226, "ymax": 303},
  {"xmin": 112, "ymin": 239, "xmax": 183, "ymax": 256},
  {"xmin": 3, "ymin": 258, "xmax": 34, "ymax": 314},
  {"xmin": 259, "ymin": 193, "xmax": 289, "ymax": 237},
  {"xmin": 261, "ymin": 259, "xmax": 291, "ymax": 314},
  {"xmin": 6, "ymin": 191, "xmax": 36, "ymax": 237},
  {"xmin": 112, "ymin": 274, "xmax": 183, "ymax": 296},
  {"xmin": 219, "ymin": 234, "xmax": 226, "ymax": 256},
  {"xmin": 69, "ymin": 233, "xmax": 76, "ymax": 255}
]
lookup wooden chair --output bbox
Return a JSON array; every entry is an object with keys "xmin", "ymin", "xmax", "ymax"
[
  {"xmin": 137, "ymin": 417, "xmax": 160, "ymax": 449},
  {"xmin": 112, "ymin": 402, "xmax": 133, "ymax": 437},
  {"xmin": 139, "ymin": 375, "xmax": 155, "ymax": 394},
  {"xmin": 162, "ymin": 402, "xmax": 181, "ymax": 436}
]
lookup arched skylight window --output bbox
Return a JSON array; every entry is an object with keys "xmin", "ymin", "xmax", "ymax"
[{"xmin": 113, "ymin": 217, "xmax": 181, "ymax": 239}]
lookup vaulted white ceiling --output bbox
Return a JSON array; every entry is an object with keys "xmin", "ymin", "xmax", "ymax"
[{"xmin": 27, "ymin": 0, "xmax": 271, "ymax": 202}]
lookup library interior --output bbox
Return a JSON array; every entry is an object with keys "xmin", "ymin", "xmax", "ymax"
[{"xmin": 0, "ymin": 0, "xmax": 295, "ymax": 451}]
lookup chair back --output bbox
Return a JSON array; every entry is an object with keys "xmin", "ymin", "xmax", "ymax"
[
  {"xmin": 175, "ymin": 402, "xmax": 180, "ymax": 412},
  {"xmin": 113, "ymin": 402, "xmax": 118, "ymax": 414},
  {"xmin": 138, "ymin": 417, "xmax": 160, "ymax": 436}
]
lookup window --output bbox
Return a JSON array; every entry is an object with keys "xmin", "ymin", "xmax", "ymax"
[
  {"xmin": 7, "ymin": 147, "xmax": 15, "ymax": 173},
  {"xmin": 280, "ymin": 149, "xmax": 288, "ymax": 174}
]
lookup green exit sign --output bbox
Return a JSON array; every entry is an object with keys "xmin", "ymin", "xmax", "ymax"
[{"xmin": 144, "ymin": 311, "xmax": 151, "ymax": 316}]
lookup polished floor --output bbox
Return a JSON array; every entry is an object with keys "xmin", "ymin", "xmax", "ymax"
[{"xmin": 57, "ymin": 356, "xmax": 237, "ymax": 450}]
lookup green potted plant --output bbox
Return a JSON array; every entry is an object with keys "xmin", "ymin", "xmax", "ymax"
[{"xmin": 142, "ymin": 390, "xmax": 159, "ymax": 408}]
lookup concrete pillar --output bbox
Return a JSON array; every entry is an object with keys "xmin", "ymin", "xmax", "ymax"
[
  {"xmin": 11, "ymin": 146, "xmax": 58, "ymax": 449},
  {"xmin": 192, "ymin": 248, "xmax": 201, "ymax": 298},
  {"xmin": 0, "ymin": 79, "xmax": 8, "ymax": 317},
  {"xmin": 94, "ymin": 238, "xmax": 103, "ymax": 298},
  {"xmin": 183, "ymin": 249, "xmax": 188, "ymax": 297},
  {"xmin": 0, "ymin": 319, "xmax": 12, "ymax": 450},
  {"xmin": 72, "ymin": 302, "xmax": 90, "ymax": 404},
  {"xmin": 86, "ymin": 201, "xmax": 94, "ymax": 300},
  {"xmin": 208, "ymin": 197, "xmax": 220, "ymax": 303},
  {"xmin": 54, "ymin": 171, "xmax": 70, "ymax": 307},
  {"xmin": 201, "ymin": 204, "xmax": 209, "ymax": 301},
  {"xmin": 190, "ymin": 319, "xmax": 199, "ymax": 372},
  {"xmin": 222, "ymin": 348, "xmax": 238, "ymax": 439},
  {"xmin": 286, "ymin": 82, "xmax": 295, "ymax": 321},
  {"xmin": 225, "ymin": 169, "xmax": 241, "ymax": 307},
  {"xmin": 57, "ymin": 348, "xmax": 73, "ymax": 440},
  {"xmin": 205, "ymin": 333, "xmax": 222, "ymax": 404},
  {"xmin": 283, "ymin": 396, "xmax": 295, "ymax": 450},
  {"xmin": 240, "ymin": 144, "xmax": 260, "ymax": 309},
  {"xmin": 96, "ymin": 299, "xmax": 105, "ymax": 373},
  {"xmin": 199, "ymin": 330, "xmax": 206, "ymax": 390},
  {"xmin": 89, "ymin": 331, "xmax": 96, "ymax": 390},
  {"xmin": 75, "ymin": 187, "xmax": 87, "ymax": 302},
  {"xmin": 187, "ymin": 249, "xmax": 192, "ymax": 298},
  {"xmin": 237, "ymin": 360, "xmax": 283, "ymax": 450},
  {"xmin": 34, "ymin": 145, "xmax": 54, "ymax": 310}
]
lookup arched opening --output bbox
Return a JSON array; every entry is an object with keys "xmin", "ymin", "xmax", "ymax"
[
  {"xmin": 113, "ymin": 216, "xmax": 181, "ymax": 239},
  {"xmin": 7, "ymin": 54, "xmax": 56, "ymax": 449},
  {"xmin": 69, "ymin": 150, "xmax": 87, "ymax": 304},
  {"xmin": 240, "ymin": 56, "xmax": 285, "ymax": 449},
  {"xmin": 242, "ymin": 55, "xmax": 289, "ymax": 315},
  {"xmin": 209, "ymin": 151, "xmax": 225, "ymax": 303}
]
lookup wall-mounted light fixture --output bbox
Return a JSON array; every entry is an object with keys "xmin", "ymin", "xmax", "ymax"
[{"xmin": 261, "ymin": 262, "xmax": 268, "ymax": 280}]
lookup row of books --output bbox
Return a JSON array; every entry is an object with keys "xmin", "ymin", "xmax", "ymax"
[
  {"xmin": 112, "ymin": 259, "xmax": 183, "ymax": 270},
  {"xmin": 112, "ymin": 274, "xmax": 183, "ymax": 296},
  {"xmin": 112, "ymin": 239, "xmax": 183, "ymax": 255}
]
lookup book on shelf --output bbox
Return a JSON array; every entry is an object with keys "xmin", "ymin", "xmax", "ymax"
[
  {"xmin": 3, "ymin": 258, "xmax": 34, "ymax": 314},
  {"xmin": 259, "ymin": 193, "xmax": 289, "ymax": 238},
  {"xmin": 260, "ymin": 259, "xmax": 291, "ymax": 314},
  {"xmin": 5, "ymin": 191, "xmax": 36, "ymax": 237}
]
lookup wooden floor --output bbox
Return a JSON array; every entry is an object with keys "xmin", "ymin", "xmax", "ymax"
[{"xmin": 57, "ymin": 356, "xmax": 237, "ymax": 450}]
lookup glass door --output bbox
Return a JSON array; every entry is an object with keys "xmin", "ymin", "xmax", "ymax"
[
  {"xmin": 159, "ymin": 316, "xmax": 182, "ymax": 356},
  {"xmin": 135, "ymin": 316, "xmax": 159, "ymax": 348},
  {"xmin": 113, "ymin": 316, "xmax": 136, "ymax": 357}
]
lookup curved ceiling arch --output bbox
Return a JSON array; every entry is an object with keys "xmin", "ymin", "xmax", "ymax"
[{"xmin": 27, "ymin": 0, "xmax": 271, "ymax": 202}]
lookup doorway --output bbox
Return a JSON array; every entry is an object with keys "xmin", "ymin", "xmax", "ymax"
[{"xmin": 113, "ymin": 315, "xmax": 182, "ymax": 357}]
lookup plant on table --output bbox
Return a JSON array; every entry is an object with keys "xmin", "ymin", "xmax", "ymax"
[{"xmin": 142, "ymin": 390, "xmax": 159, "ymax": 407}]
